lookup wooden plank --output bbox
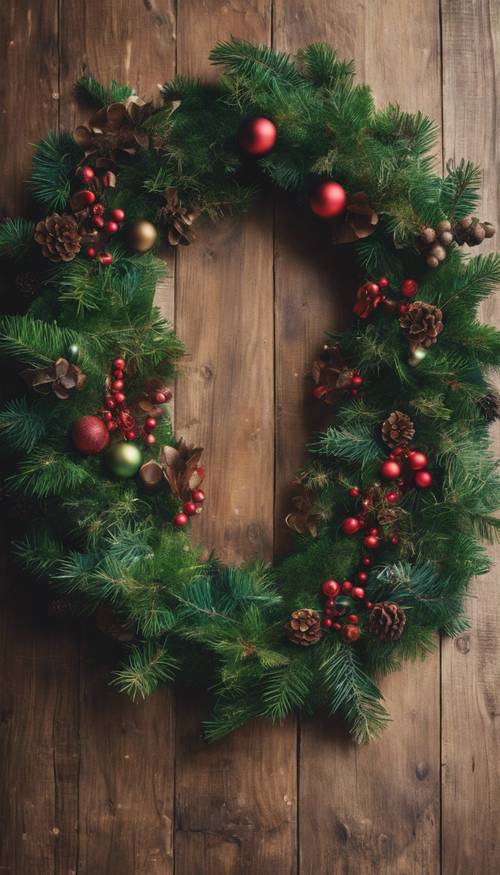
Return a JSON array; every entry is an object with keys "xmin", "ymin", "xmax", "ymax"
[
  {"xmin": 0, "ymin": 5, "xmax": 81, "ymax": 875},
  {"xmin": 174, "ymin": 3, "xmax": 297, "ymax": 874},
  {"xmin": 440, "ymin": 3, "xmax": 500, "ymax": 873},
  {"xmin": 58, "ymin": 3, "xmax": 177, "ymax": 872},
  {"xmin": 272, "ymin": 2, "xmax": 442, "ymax": 872}
]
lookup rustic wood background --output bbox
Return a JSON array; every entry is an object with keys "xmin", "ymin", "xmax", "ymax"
[{"xmin": 1, "ymin": 1, "xmax": 499, "ymax": 872}]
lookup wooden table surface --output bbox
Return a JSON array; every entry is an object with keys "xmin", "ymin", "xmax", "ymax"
[{"xmin": 1, "ymin": 1, "xmax": 499, "ymax": 873}]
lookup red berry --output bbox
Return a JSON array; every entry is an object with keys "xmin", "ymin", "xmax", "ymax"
[
  {"xmin": 333, "ymin": 622, "xmax": 342, "ymax": 632},
  {"xmin": 183, "ymin": 500, "xmax": 197, "ymax": 516},
  {"xmin": 309, "ymin": 181, "xmax": 347, "ymax": 219},
  {"xmin": 102, "ymin": 410, "xmax": 113, "ymax": 421},
  {"xmin": 114, "ymin": 392, "xmax": 126, "ymax": 404},
  {"xmin": 144, "ymin": 433, "xmax": 156, "ymax": 446},
  {"xmin": 86, "ymin": 247, "xmax": 97, "ymax": 258},
  {"xmin": 93, "ymin": 216, "xmax": 105, "ymax": 230},
  {"xmin": 392, "ymin": 446, "xmax": 404, "ymax": 457},
  {"xmin": 153, "ymin": 391, "xmax": 167, "ymax": 404},
  {"xmin": 415, "ymin": 469, "xmax": 433, "ymax": 488},
  {"xmin": 93, "ymin": 203, "xmax": 105, "ymax": 216},
  {"xmin": 325, "ymin": 607, "xmax": 333, "ymax": 616},
  {"xmin": 352, "ymin": 586, "xmax": 365, "ymax": 600},
  {"xmin": 399, "ymin": 303, "xmax": 410, "ymax": 314},
  {"xmin": 114, "ymin": 358, "xmax": 126, "ymax": 370},
  {"xmin": 105, "ymin": 397, "xmax": 115, "ymax": 410},
  {"xmin": 347, "ymin": 614, "xmax": 359, "ymax": 624},
  {"xmin": 322, "ymin": 579, "xmax": 341, "ymax": 599},
  {"xmin": 380, "ymin": 459, "xmax": 402, "ymax": 480},
  {"xmin": 350, "ymin": 389, "xmax": 358, "ymax": 397},
  {"xmin": 145, "ymin": 417, "xmax": 157, "ymax": 431},
  {"xmin": 125, "ymin": 430, "xmax": 137, "ymax": 441},
  {"xmin": 362, "ymin": 556, "xmax": 372, "ymax": 567},
  {"xmin": 111, "ymin": 208, "xmax": 125, "ymax": 222},
  {"xmin": 390, "ymin": 534, "xmax": 400, "ymax": 545},
  {"xmin": 79, "ymin": 190, "xmax": 96, "ymax": 205},
  {"xmin": 80, "ymin": 165, "xmax": 95, "ymax": 182},
  {"xmin": 342, "ymin": 581, "xmax": 353, "ymax": 594},
  {"xmin": 112, "ymin": 379, "xmax": 124, "ymax": 391},
  {"xmin": 114, "ymin": 369, "xmax": 124, "ymax": 380},
  {"xmin": 106, "ymin": 420, "xmax": 118, "ymax": 432},
  {"xmin": 365, "ymin": 601, "xmax": 373, "ymax": 610},
  {"xmin": 351, "ymin": 374, "xmax": 363, "ymax": 386},
  {"xmin": 378, "ymin": 276, "xmax": 389, "ymax": 288},
  {"xmin": 342, "ymin": 516, "xmax": 361, "ymax": 536},
  {"xmin": 367, "ymin": 282, "xmax": 379, "ymax": 295},
  {"xmin": 363, "ymin": 534, "xmax": 380, "ymax": 550},
  {"xmin": 357, "ymin": 571, "xmax": 368, "ymax": 584},
  {"xmin": 323, "ymin": 617, "xmax": 333, "ymax": 629},
  {"xmin": 408, "ymin": 450, "xmax": 428, "ymax": 471},
  {"xmin": 369, "ymin": 527, "xmax": 379, "ymax": 536},
  {"xmin": 312, "ymin": 385, "xmax": 328, "ymax": 399},
  {"xmin": 361, "ymin": 498, "xmax": 371, "ymax": 510},
  {"xmin": 192, "ymin": 488, "xmax": 205, "ymax": 504},
  {"xmin": 386, "ymin": 491, "xmax": 398, "ymax": 503},
  {"xmin": 397, "ymin": 478, "xmax": 405, "ymax": 487},
  {"xmin": 174, "ymin": 513, "xmax": 189, "ymax": 528},
  {"xmin": 349, "ymin": 487, "xmax": 360, "ymax": 497},
  {"xmin": 105, "ymin": 220, "xmax": 119, "ymax": 234},
  {"xmin": 99, "ymin": 252, "xmax": 113, "ymax": 266},
  {"xmin": 342, "ymin": 624, "xmax": 361, "ymax": 642},
  {"xmin": 401, "ymin": 278, "xmax": 418, "ymax": 298}
]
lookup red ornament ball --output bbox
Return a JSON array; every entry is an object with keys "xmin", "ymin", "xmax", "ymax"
[
  {"xmin": 342, "ymin": 580, "xmax": 353, "ymax": 594},
  {"xmin": 125, "ymin": 430, "xmax": 137, "ymax": 441},
  {"xmin": 80, "ymin": 165, "xmax": 95, "ymax": 182},
  {"xmin": 93, "ymin": 216, "xmax": 105, "ymax": 230},
  {"xmin": 390, "ymin": 534, "xmax": 400, "ymax": 545},
  {"xmin": 357, "ymin": 571, "xmax": 368, "ymax": 584},
  {"xmin": 401, "ymin": 278, "xmax": 418, "ymax": 298},
  {"xmin": 183, "ymin": 500, "xmax": 198, "ymax": 516},
  {"xmin": 380, "ymin": 459, "xmax": 402, "ymax": 480},
  {"xmin": 239, "ymin": 117, "xmax": 277, "ymax": 156},
  {"xmin": 408, "ymin": 450, "xmax": 428, "ymax": 471},
  {"xmin": 342, "ymin": 624, "xmax": 361, "ymax": 643},
  {"xmin": 145, "ymin": 417, "xmax": 157, "ymax": 431},
  {"xmin": 72, "ymin": 415, "xmax": 109, "ymax": 455},
  {"xmin": 192, "ymin": 488, "xmax": 205, "ymax": 504},
  {"xmin": 386, "ymin": 491, "xmax": 398, "ymax": 503},
  {"xmin": 106, "ymin": 420, "xmax": 118, "ymax": 432},
  {"xmin": 99, "ymin": 252, "xmax": 113, "ymax": 266},
  {"xmin": 323, "ymin": 617, "xmax": 333, "ymax": 629},
  {"xmin": 86, "ymin": 247, "xmax": 97, "ymax": 258},
  {"xmin": 114, "ymin": 392, "xmax": 126, "ymax": 404},
  {"xmin": 114, "ymin": 357, "xmax": 126, "ymax": 370},
  {"xmin": 111, "ymin": 208, "xmax": 125, "ymax": 222},
  {"xmin": 363, "ymin": 534, "xmax": 380, "ymax": 550},
  {"xmin": 333, "ymin": 622, "xmax": 342, "ymax": 632},
  {"xmin": 309, "ymin": 181, "xmax": 347, "ymax": 219},
  {"xmin": 174, "ymin": 512, "xmax": 189, "ymax": 528},
  {"xmin": 322, "ymin": 579, "xmax": 341, "ymax": 599},
  {"xmin": 378, "ymin": 276, "xmax": 390, "ymax": 289},
  {"xmin": 342, "ymin": 516, "xmax": 361, "ymax": 536},
  {"xmin": 112, "ymin": 379, "xmax": 124, "ymax": 391},
  {"xmin": 144, "ymin": 433, "xmax": 156, "ymax": 446},
  {"xmin": 352, "ymin": 586, "xmax": 365, "ymax": 600},
  {"xmin": 79, "ymin": 189, "xmax": 96, "ymax": 205},
  {"xmin": 351, "ymin": 374, "xmax": 363, "ymax": 387},
  {"xmin": 105, "ymin": 220, "xmax": 119, "ymax": 234},
  {"xmin": 362, "ymin": 556, "xmax": 372, "ymax": 567},
  {"xmin": 415, "ymin": 469, "xmax": 433, "ymax": 488},
  {"xmin": 349, "ymin": 486, "xmax": 360, "ymax": 497},
  {"xmin": 347, "ymin": 614, "xmax": 359, "ymax": 624},
  {"xmin": 104, "ymin": 396, "xmax": 115, "ymax": 410}
]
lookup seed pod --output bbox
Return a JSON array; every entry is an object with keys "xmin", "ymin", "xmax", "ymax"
[
  {"xmin": 457, "ymin": 215, "xmax": 473, "ymax": 230},
  {"xmin": 470, "ymin": 223, "xmax": 486, "ymax": 244},
  {"xmin": 426, "ymin": 254, "xmax": 440, "ymax": 269},
  {"xmin": 439, "ymin": 230, "xmax": 454, "ymax": 246},
  {"xmin": 429, "ymin": 244, "xmax": 446, "ymax": 262},
  {"xmin": 420, "ymin": 226, "xmax": 436, "ymax": 245},
  {"xmin": 483, "ymin": 221, "xmax": 496, "ymax": 239},
  {"xmin": 437, "ymin": 219, "xmax": 452, "ymax": 234}
]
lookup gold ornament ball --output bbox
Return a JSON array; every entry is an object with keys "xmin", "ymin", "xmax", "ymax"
[
  {"xmin": 408, "ymin": 347, "xmax": 428, "ymax": 367},
  {"xmin": 107, "ymin": 441, "xmax": 143, "ymax": 478},
  {"xmin": 129, "ymin": 220, "xmax": 158, "ymax": 253}
]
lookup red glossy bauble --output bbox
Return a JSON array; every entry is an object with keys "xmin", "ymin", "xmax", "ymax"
[
  {"xmin": 99, "ymin": 252, "xmax": 113, "ymax": 266},
  {"xmin": 326, "ymin": 598, "xmax": 336, "ymax": 608},
  {"xmin": 144, "ymin": 433, "xmax": 156, "ymax": 446},
  {"xmin": 154, "ymin": 391, "xmax": 167, "ymax": 404},
  {"xmin": 380, "ymin": 459, "xmax": 402, "ymax": 480},
  {"xmin": 349, "ymin": 486, "xmax": 360, "ymax": 497},
  {"xmin": 174, "ymin": 512, "xmax": 189, "ymax": 527},
  {"xmin": 323, "ymin": 617, "xmax": 333, "ymax": 629},
  {"xmin": 325, "ymin": 607, "xmax": 332, "ymax": 616},
  {"xmin": 401, "ymin": 278, "xmax": 418, "ymax": 298},
  {"xmin": 106, "ymin": 220, "xmax": 119, "ymax": 234},
  {"xmin": 386, "ymin": 491, "xmax": 398, "ymax": 503},
  {"xmin": 114, "ymin": 357, "xmax": 126, "ymax": 370},
  {"xmin": 415, "ymin": 469, "xmax": 433, "ymax": 488},
  {"xmin": 342, "ymin": 624, "xmax": 361, "ymax": 642},
  {"xmin": 72, "ymin": 415, "xmax": 109, "ymax": 454},
  {"xmin": 342, "ymin": 580, "xmax": 353, "ymax": 594},
  {"xmin": 342, "ymin": 516, "xmax": 361, "ymax": 535},
  {"xmin": 408, "ymin": 450, "xmax": 428, "ymax": 470},
  {"xmin": 102, "ymin": 410, "xmax": 113, "ymax": 422},
  {"xmin": 362, "ymin": 556, "xmax": 372, "ymax": 567},
  {"xmin": 239, "ymin": 117, "xmax": 277, "ymax": 156},
  {"xmin": 80, "ymin": 165, "xmax": 95, "ymax": 182},
  {"xmin": 333, "ymin": 621, "xmax": 342, "ymax": 632},
  {"xmin": 363, "ymin": 534, "xmax": 380, "ymax": 550},
  {"xmin": 107, "ymin": 420, "xmax": 118, "ymax": 432},
  {"xmin": 351, "ymin": 374, "xmax": 363, "ymax": 387},
  {"xmin": 357, "ymin": 571, "xmax": 368, "ymax": 583},
  {"xmin": 322, "ymin": 579, "xmax": 341, "ymax": 599},
  {"xmin": 352, "ymin": 586, "xmax": 365, "ymax": 600},
  {"xmin": 183, "ymin": 501, "xmax": 197, "ymax": 516},
  {"xmin": 347, "ymin": 614, "xmax": 359, "ymax": 624},
  {"xmin": 192, "ymin": 488, "xmax": 205, "ymax": 504},
  {"xmin": 87, "ymin": 247, "xmax": 97, "ymax": 258},
  {"xmin": 114, "ymin": 369, "xmax": 124, "ymax": 380},
  {"xmin": 114, "ymin": 392, "xmax": 126, "ymax": 404},
  {"xmin": 125, "ymin": 430, "xmax": 137, "ymax": 441},
  {"xmin": 369, "ymin": 527, "xmax": 379, "ymax": 536},
  {"xmin": 365, "ymin": 601, "xmax": 373, "ymax": 610},
  {"xmin": 111, "ymin": 208, "xmax": 125, "ymax": 222},
  {"xmin": 378, "ymin": 276, "xmax": 389, "ymax": 288},
  {"xmin": 93, "ymin": 216, "xmax": 105, "ymax": 229},
  {"xmin": 79, "ymin": 189, "xmax": 96, "ymax": 205},
  {"xmin": 309, "ymin": 181, "xmax": 347, "ymax": 219},
  {"xmin": 390, "ymin": 534, "xmax": 400, "ymax": 545},
  {"xmin": 112, "ymin": 380, "xmax": 124, "ymax": 391},
  {"xmin": 145, "ymin": 417, "xmax": 157, "ymax": 431},
  {"xmin": 367, "ymin": 283, "xmax": 379, "ymax": 295},
  {"xmin": 104, "ymin": 396, "xmax": 115, "ymax": 410}
]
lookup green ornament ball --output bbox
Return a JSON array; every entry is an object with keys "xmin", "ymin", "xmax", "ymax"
[
  {"xmin": 67, "ymin": 343, "xmax": 80, "ymax": 363},
  {"xmin": 107, "ymin": 441, "xmax": 143, "ymax": 478}
]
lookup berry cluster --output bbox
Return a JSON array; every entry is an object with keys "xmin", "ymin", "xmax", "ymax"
[
  {"xmin": 99, "ymin": 357, "xmax": 172, "ymax": 447},
  {"xmin": 75, "ymin": 165, "xmax": 126, "ymax": 265},
  {"xmin": 353, "ymin": 276, "xmax": 419, "ymax": 320},
  {"xmin": 174, "ymin": 486, "xmax": 206, "ymax": 529},
  {"xmin": 380, "ymin": 447, "xmax": 433, "ymax": 490},
  {"xmin": 321, "ymin": 576, "xmax": 373, "ymax": 642}
]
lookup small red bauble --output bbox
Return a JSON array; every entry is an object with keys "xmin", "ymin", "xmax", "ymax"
[
  {"xmin": 347, "ymin": 614, "xmax": 359, "ymax": 624},
  {"xmin": 415, "ymin": 469, "xmax": 433, "ymax": 488},
  {"xmin": 363, "ymin": 534, "xmax": 380, "ymax": 550},
  {"xmin": 357, "ymin": 571, "xmax": 368, "ymax": 583},
  {"xmin": 408, "ymin": 450, "xmax": 428, "ymax": 470},
  {"xmin": 105, "ymin": 220, "xmax": 119, "ymax": 234},
  {"xmin": 125, "ymin": 430, "xmax": 137, "ymax": 441},
  {"xmin": 114, "ymin": 392, "xmax": 126, "ymax": 404},
  {"xmin": 342, "ymin": 580, "xmax": 353, "ymax": 594},
  {"xmin": 93, "ymin": 216, "xmax": 105, "ymax": 230},
  {"xmin": 401, "ymin": 278, "xmax": 418, "ymax": 298},
  {"xmin": 111, "ymin": 208, "xmax": 125, "ymax": 222},
  {"xmin": 342, "ymin": 624, "xmax": 361, "ymax": 642},
  {"xmin": 114, "ymin": 369, "xmax": 123, "ymax": 380},
  {"xmin": 326, "ymin": 598, "xmax": 336, "ymax": 608},
  {"xmin": 349, "ymin": 486, "xmax": 360, "ymax": 497},
  {"xmin": 79, "ymin": 190, "xmax": 96, "ymax": 205},
  {"xmin": 112, "ymin": 379, "xmax": 124, "ymax": 391},
  {"xmin": 361, "ymin": 497, "xmax": 371, "ymax": 509},
  {"xmin": 239, "ymin": 117, "xmax": 277, "ymax": 156},
  {"xmin": 342, "ymin": 516, "xmax": 361, "ymax": 535},
  {"xmin": 380, "ymin": 459, "xmax": 402, "ymax": 480},
  {"xmin": 333, "ymin": 622, "xmax": 342, "ymax": 632},
  {"xmin": 325, "ymin": 607, "xmax": 332, "ymax": 616},
  {"xmin": 386, "ymin": 491, "xmax": 398, "ymax": 503},
  {"xmin": 102, "ymin": 410, "xmax": 113, "ymax": 421},
  {"xmin": 369, "ymin": 527, "xmax": 379, "ymax": 536},
  {"xmin": 145, "ymin": 417, "xmax": 157, "ymax": 431},
  {"xmin": 153, "ymin": 391, "xmax": 167, "ymax": 404},
  {"xmin": 174, "ymin": 512, "xmax": 189, "ymax": 527},
  {"xmin": 80, "ymin": 165, "xmax": 95, "ymax": 182},
  {"xmin": 86, "ymin": 247, "xmax": 97, "ymax": 258},
  {"xmin": 362, "ymin": 556, "xmax": 372, "ymax": 567},
  {"xmin": 378, "ymin": 276, "xmax": 389, "ymax": 288},
  {"xmin": 351, "ymin": 374, "xmax": 363, "ymax": 386},
  {"xmin": 99, "ymin": 252, "xmax": 113, "ymax": 266},
  {"xmin": 144, "ymin": 433, "xmax": 156, "ymax": 446},
  {"xmin": 392, "ymin": 446, "xmax": 404, "ymax": 457},
  {"xmin": 367, "ymin": 283, "xmax": 379, "ymax": 295},
  {"xmin": 93, "ymin": 203, "xmax": 105, "ymax": 216},
  {"xmin": 323, "ymin": 617, "xmax": 333, "ymax": 629},
  {"xmin": 365, "ymin": 601, "xmax": 373, "ymax": 610},
  {"xmin": 322, "ymin": 579, "xmax": 341, "ymax": 599},
  {"xmin": 192, "ymin": 488, "xmax": 205, "ymax": 504},
  {"xmin": 352, "ymin": 586, "xmax": 365, "ymax": 600},
  {"xmin": 309, "ymin": 181, "xmax": 347, "ymax": 219},
  {"xmin": 114, "ymin": 357, "xmax": 126, "ymax": 370},
  {"xmin": 104, "ymin": 396, "xmax": 115, "ymax": 410},
  {"xmin": 183, "ymin": 500, "xmax": 197, "ymax": 516},
  {"xmin": 399, "ymin": 303, "xmax": 410, "ymax": 314},
  {"xmin": 390, "ymin": 534, "xmax": 400, "ymax": 545},
  {"xmin": 72, "ymin": 415, "xmax": 109, "ymax": 455}
]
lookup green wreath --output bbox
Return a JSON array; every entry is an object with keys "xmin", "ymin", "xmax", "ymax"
[{"xmin": 1, "ymin": 39, "xmax": 499, "ymax": 743}]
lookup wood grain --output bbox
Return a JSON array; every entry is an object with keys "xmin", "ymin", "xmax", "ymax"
[
  {"xmin": 57, "ymin": 2, "xmax": 177, "ymax": 871},
  {"xmin": 441, "ymin": 2, "xmax": 500, "ymax": 873},
  {"xmin": 173, "ymin": 3, "xmax": 297, "ymax": 874},
  {"xmin": 273, "ymin": 2, "xmax": 442, "ymax": 871}
]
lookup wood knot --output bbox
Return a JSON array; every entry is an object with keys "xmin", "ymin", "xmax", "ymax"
[
  {"xmin": 415, "ymin": 761, "xmax": 429, "ymax": 781},
  {"xmin": 455, "ymin": 634, "xmax": 471, "ymax": 654}
]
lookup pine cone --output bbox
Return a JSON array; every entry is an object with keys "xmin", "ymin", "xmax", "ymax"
[
  {"xmin": 159, "ymin": 188, "xmax": 201, "ymax": 246},
  {"xmin": 285, "ymin": 608, "xmax": 322, "ymax": 646},
  {"xmin": 381, "ymin": 410, "xmax": 415, "ymax": 448},
  {"xmin": 477, "ymin": 391, "xmax": 500, "ymax": 423},
  {"xmin": 369, "ymin": 602, "xmax": 406, "ymax": 641},
  {"xmin": 34, "ymin": 214, "xmax": 82, "ymax": 262},
  {"xmin": 454, "ymin": 216, "xmax": 496, "ymax": 247},
  {"xmin": 399, "ymin": 301, "xmax": 443, "ymax": 353}
]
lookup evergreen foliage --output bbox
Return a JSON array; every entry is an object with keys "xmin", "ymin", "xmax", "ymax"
[{"xmin": 1, "ymin": 39, "xmax": 499, "ymax": 744}]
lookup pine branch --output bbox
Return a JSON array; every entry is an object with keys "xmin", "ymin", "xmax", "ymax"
[
  {"xmin": 75, "ymin": 75, "xmax": 135, "ymax": 108},
  {"xmin": 0, "ymin": 218, "xmax": 36, "ymax": 262},
  {"xmin": 209, "ymin": 38, "xmax": 305, "ymax": 88},
  {"xmin": 112, "ymin": 642, "xmax": 179, "ymax": 700},
  {"xmin": 31, "ymin": 132, "xmax": 83, "ymax": 212}
]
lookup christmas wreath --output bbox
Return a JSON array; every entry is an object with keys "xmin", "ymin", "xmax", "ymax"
[{"xmin": 1, "ymin": 39, "xmax": 499, "ymax": 743}]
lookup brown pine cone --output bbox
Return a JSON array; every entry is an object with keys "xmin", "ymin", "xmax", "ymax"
[
  {"xmin": 34, "ymin": 214, "xmax": 82, "ymax": 262},
  {"xmin": 399, "ymin": 301, "xmax": 443, "ymax": 353},
  {"xmin": 158, "ymin": 187, "xmax": 201, "ymax": 246},
  {"xmin": 285, "ymin": 608, "xmax": 322, "ymax": 646},
  {"xmin": 381, "ymin": 410, "xmax": 415, "ymax": 448},
  {"xmin": 369, "ymin": 602, "xmax": 406, "ymax": 641}
]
